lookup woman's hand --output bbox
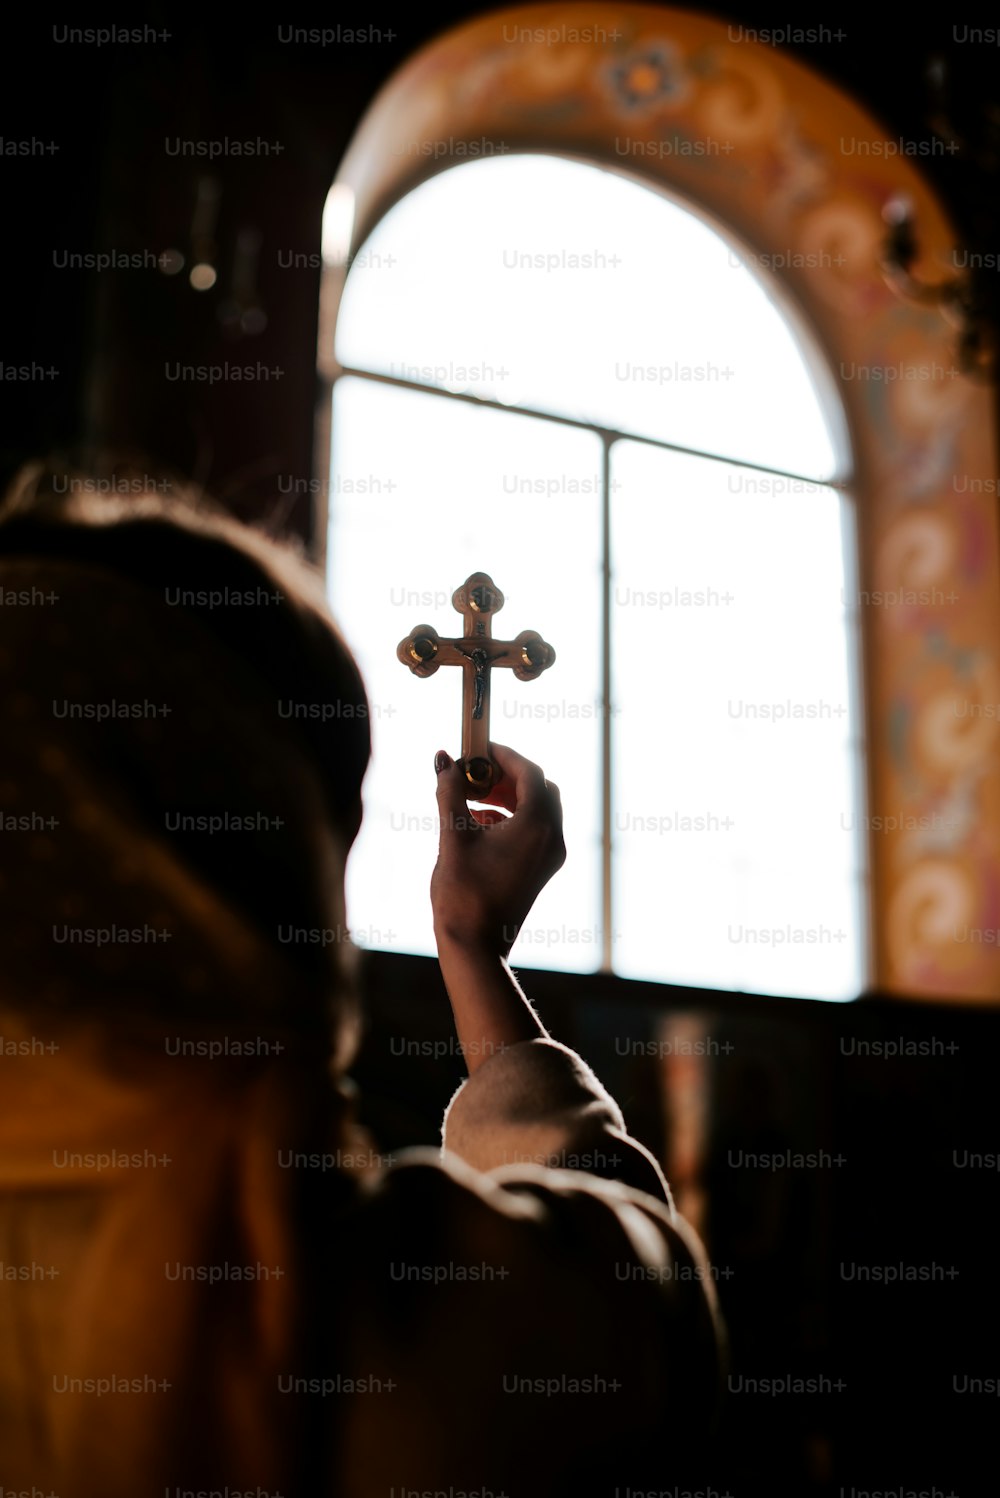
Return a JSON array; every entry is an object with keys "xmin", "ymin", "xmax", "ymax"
[
  {"xmin": 430, "ymin": 742, "xmax": 566, "ymax": 961},
  {"xmin": 429, "ymin": 743, "xmax": 565, "ymax": 1070}
]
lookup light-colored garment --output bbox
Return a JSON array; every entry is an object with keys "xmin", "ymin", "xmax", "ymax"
[{"xmin": 0, "ymin": 1018, "xmax": 723, "ymax": 1497}]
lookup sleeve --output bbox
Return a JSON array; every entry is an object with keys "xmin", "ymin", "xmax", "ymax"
[
  {"xmin": 442, "ymin": 1035, "xmax": 674, "ymax": 1203},
  {"xmin": 330, "ymin": 1038, "xmax": 727, "ymax": 1497}
]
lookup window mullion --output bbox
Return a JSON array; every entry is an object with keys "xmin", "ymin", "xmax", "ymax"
[
  {"xmin": 334, "ymin": 364, "xmax": 848, "ymax": 492},
  {"xmin": 601, "ymin": 434, "xmax": 614, "ymax": 974}
]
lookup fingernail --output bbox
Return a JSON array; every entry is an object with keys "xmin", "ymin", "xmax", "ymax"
[{"xmin": 434, "ymin": 750, "xmax": 451, "ymax": 775}]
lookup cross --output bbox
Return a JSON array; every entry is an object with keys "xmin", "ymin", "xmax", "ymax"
[{"xmin": 397, "ymin": 572, "xmax": 555, "ymax": 795}]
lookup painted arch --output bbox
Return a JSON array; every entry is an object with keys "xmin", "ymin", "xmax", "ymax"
[{"xmin": 324, "ymin": 3, "xmax": 1000, "ymax": 1001}]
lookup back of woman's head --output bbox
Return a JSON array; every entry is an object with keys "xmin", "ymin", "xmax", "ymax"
[{"xmin": 0, "ymin": 458, "xmax": 371, "ymax": 1058}]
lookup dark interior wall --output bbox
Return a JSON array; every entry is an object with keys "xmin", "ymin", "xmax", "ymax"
[
  {"xmin": 5, "ymin": 11, "xmax": 1000, "ymax": 1496},
  {"xmin": 355, "ymin": 954, "xmax": 1000, "ymax": 1495}
]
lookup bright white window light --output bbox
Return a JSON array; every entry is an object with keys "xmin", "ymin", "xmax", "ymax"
[
  {"xmin": 610, "ymin": 442, "xmax": 865, "ymax": 1001},
  {"xmin": 324, "ymin": 154, "xmax": 865, "ymax": 999},
  {"xmin": 328, "ymin": 376, "xmax": 603, "ymax": 973},
  {"xmin": 322, "ymin": 183, "xmax": 355, "ymax": 268},
  {"xmin": 333, "ymin": 154, "xmax": 841, "ymax": 481}
]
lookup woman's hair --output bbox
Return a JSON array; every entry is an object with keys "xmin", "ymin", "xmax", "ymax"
[
  {"xmin": 0, "ymin": 457, "xmax": 372, "ymax": 1054},
  {"xmin": 0, "ymin": 458, "xmax": 371, "ymax": 835}
]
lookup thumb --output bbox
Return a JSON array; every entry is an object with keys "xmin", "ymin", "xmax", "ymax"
[{"xmin": 434, "ymin": 750, "xmax": 472, "ymax": 835}]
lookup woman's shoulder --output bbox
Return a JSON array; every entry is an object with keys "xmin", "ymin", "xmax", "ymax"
[{"xmin": 329, "ymin": 1145, "xmax": 726, "ymax": 1494}]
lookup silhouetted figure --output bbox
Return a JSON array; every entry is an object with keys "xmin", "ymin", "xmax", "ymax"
[{"xmin": 0, "ymin": 463, "xmax": 724, "ymax": 1497}]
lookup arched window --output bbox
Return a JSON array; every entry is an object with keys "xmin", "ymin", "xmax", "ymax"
[
  {"xmin": 315, "ymin": 6, "xmax": 1000, "ymax": 1004},
  {"xmin": 324, "ymin": 152, "xmax": 865, "ymax": 1001}
]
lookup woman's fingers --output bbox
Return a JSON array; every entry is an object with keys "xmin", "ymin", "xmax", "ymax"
[
  {"xmin": 469, "ymin": 807, "xmax": 508, "ymax": 827},
  {"xmin": 482, "ymin": 742, "xmax": 550, "ymax": 812},
  {"xmin": 478, "ymin": 776, "xmax": 517, "ymax": 814},
  {"xmin": 435, "ymin": 751, "xmax": 476, "ymax": 837}
]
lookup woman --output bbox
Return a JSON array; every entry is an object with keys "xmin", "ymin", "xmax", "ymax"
[{"xmin": 0, "ymin": 461, "xmax": 724, "ymax": 1496}]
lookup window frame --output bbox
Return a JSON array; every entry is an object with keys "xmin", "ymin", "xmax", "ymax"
[
  {"xmin": 309, "ymin": 3, "xmax": 1000, "ymax": 1002},
  {"xmin": 318, "ymin": 152, "xmax": 870, "ymax": 997}
]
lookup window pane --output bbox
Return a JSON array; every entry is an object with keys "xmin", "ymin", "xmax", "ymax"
[
  {"xmin": 333, "ymin": 155, "xmax": 840, "ymax": 481},
  {"xmin": 610, "ymin": 441, "xmax": 865, "ymax": 1000},
  {"xmin": 327, "ymin": 376, "xmax": 604, "ymax": 972}
]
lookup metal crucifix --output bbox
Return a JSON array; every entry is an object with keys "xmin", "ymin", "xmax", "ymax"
[{"xmin": 397, "ymin": 572, "xmax": 556, "ymax": 795}]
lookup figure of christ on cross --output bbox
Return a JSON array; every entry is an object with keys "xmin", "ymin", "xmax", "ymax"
[{"xmin": 397, "ymin": 572, "xmax": 556, "ymax": 796}]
